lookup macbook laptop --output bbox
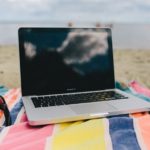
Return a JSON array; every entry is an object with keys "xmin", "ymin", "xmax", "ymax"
[{"xmin": 18, "ymin": 27, "xmax": 150, "ymax": 126}]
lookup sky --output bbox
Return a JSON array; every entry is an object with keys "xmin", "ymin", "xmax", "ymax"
[{"xmin": 0, "ymin": 0, "xmax": 150, "ymax": 23}]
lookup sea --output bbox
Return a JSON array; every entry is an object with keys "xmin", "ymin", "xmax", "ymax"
[{"xmin": 0, "ymin": 22, "xmax": 150, "ymax": 50}]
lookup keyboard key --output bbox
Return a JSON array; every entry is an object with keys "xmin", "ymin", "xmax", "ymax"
[
  {"xmin": 44, "ymin": 96, "xmax": 55, "ymax": 106},
  {"xmin": 31, "ymin": 97, "xmax": 41, "ymax": 108},
  {"xmin": 31, "ymin": 91, "xmax": 128, "ymax": 108}
]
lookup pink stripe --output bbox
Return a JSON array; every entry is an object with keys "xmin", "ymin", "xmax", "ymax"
[
  {"xmin": 134, "ymin": 114, "xmax": 150, "ymax": 150},
  {"xmin": 0, "ymin": 89, "xmax": 21, "ymax": 126},
  {"xmin": 4, "ymin": 89, "xmax": 18, "ymax": 102},
  {"xmin": 4, "ymin": 89, "xmax": 16, "ymax": 98},
  {"xmin": 0, "ymin": 122, "xmax": 54, "ymax": 149},
  {"xmin": 3, "ymin": 89, "xmax": 21, "ymax": 110},
  {"xmin": 0, "ymin": 89, "xmax": 20, "ymax": 120},
  {"xmin": 11, "ymin": 138, "xmax": 48, "ymax": 150},
  {"xmin": 129, "ymin": 81, "xmax": 150, "ymax": 97},
  {"xmin": 20, "ymin": 113, "xmax": 28, "ymax": 123}
]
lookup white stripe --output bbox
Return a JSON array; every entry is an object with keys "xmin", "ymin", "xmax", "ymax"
[
  {"xmin": 103, "ymin": 119, "xmax": 113, "ymax": 150},
  {"xmin": 0, "ymin": 127, "xmax": 10, "ymax": 144},
  {"xmin": 45, "ymin": 136, "xmax": 53, "ymax": 150},
  {"xmin": 129, "ymin": 87, "xmax": 138, "ymax": 94},
  {"xmin": 52, "ymin": 124, "xmax": 61, "ymax": 135},
  {"xmin": 14, "ymin": 107, "xmax": 25, "ymax": 124},
  {"xmin": 44, "ymin": 124, "xmax": 60, "ymax": 150}
]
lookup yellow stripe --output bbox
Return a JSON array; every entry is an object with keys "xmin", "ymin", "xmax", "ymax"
[
  {"xmin": 51, "ymin": 119, "xmax": 106, "ymax": 150},
  {"xmin": 58, "ymin": 121, "xmax": 84, "ymax": 132}
]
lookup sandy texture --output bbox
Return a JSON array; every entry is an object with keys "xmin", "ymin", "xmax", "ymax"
[
  {"xmin": 0, "ymin": 45, "xmax": 150, "ymax": 89},
  {"xmin": 114, "ymin": 50, "xmax": 150, "ymax": 88},
  {"xmin": 0, "ymin": 45, "xmax": 20, "ymax": 88}
]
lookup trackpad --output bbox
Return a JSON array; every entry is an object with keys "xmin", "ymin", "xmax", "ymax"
[{"xmin": 70, "ymin": 102, "xmax": 117, "ymax": 114}]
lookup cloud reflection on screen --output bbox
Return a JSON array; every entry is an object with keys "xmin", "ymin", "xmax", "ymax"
[{"xmin": 57, "ymin": 29, "xmax": 109, "ymax": 65}]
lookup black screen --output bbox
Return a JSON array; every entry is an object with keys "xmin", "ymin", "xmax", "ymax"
[{"xmin": 19, "ymin": 28, "xmax": 115, "ymax": 96}]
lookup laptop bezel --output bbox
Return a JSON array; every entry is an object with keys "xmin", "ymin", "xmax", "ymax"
[{"xmin": 18, "ymin": 27, "xmax": 115, "ymax": 96}]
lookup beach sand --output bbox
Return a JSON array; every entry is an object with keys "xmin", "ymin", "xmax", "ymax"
[
  {"xmin": 0, "ymin": 45, "xmax": 150, "ymax": 89},
  {"xmin": 0, "ymin": 45, "xmax": 20, "ymax": 88}
]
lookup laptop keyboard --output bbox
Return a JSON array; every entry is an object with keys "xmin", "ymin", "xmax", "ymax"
[{"xmin": 31, "ymin": 91, "xmax": 128, "ymax": 108}]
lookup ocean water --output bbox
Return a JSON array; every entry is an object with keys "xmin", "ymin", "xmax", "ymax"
[{"xmin": 0, "ymin": 22, "xmax": 150, "ymax": 50}]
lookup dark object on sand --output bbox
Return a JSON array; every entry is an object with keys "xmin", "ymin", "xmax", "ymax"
[{"xmin": 0, "ymin": 95, "xmax": 11, "ymax": 126}]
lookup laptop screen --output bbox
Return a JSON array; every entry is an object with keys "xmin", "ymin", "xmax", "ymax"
[{"xmin": 19, "ymin": 28, "xmax": 115, "ymax": 96}]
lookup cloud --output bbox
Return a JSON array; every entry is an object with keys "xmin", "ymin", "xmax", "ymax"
[
  {"xmin": 0, "ymin": 0, "xmax": 58, "ymax": 21},
  {"xmin": 24, "ymin": 42, "xmax": 37, "ymax": 59},
  {"xmin": 58, "ymin": 29, "xmax": 109, "ymax": 64},
  {"xmin": 0, "ymin": 0, "xmax": 150, "ymax": 23}
]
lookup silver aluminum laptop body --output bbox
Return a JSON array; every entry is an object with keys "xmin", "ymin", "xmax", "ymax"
[{"xmin": 18, "ymin": 27, "xmax": 150, "ymax": 126}]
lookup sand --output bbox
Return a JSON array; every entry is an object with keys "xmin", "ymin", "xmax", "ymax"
[
  {"xmin": 0, "ymin": 45, "xmax": 20, "ymax": 88},
  {"xmin": 0, "ymin": 45, "xmax": 150, "ymax": 89},
  {"xmin": 114, "ymin": 50, "xmax": 150, "ymax": 88}
]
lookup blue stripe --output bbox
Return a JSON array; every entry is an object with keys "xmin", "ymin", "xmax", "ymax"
[
  {"xmin": 9, "ymin": 99, "xmax": 23, "ymax": 124},
  {"xmin": 0, "ymin": 86, "xmax": 8, "ymax": 95},
  {"xmin": 109, "ymin": 117, "xmax": 141, "ymax": 150}
]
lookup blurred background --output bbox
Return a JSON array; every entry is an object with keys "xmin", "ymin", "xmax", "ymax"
[{"xmin": 0, "ymin": 0, "xmax": 150, "ymax": 88}]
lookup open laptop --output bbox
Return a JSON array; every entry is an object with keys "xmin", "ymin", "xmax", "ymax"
[{"xmin": 18, "ymin": 27, "xmax": 150, "ymax": 126}]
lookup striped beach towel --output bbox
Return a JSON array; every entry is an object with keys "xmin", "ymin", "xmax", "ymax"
[{"xmin": 0, "ymin": 81, "xmax": 150, "ymax": 150}]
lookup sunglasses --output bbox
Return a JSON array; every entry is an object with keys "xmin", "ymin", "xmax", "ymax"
[{"xmin": 0, "ymin": 95, "xmax": 11, "ymax": 126}]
